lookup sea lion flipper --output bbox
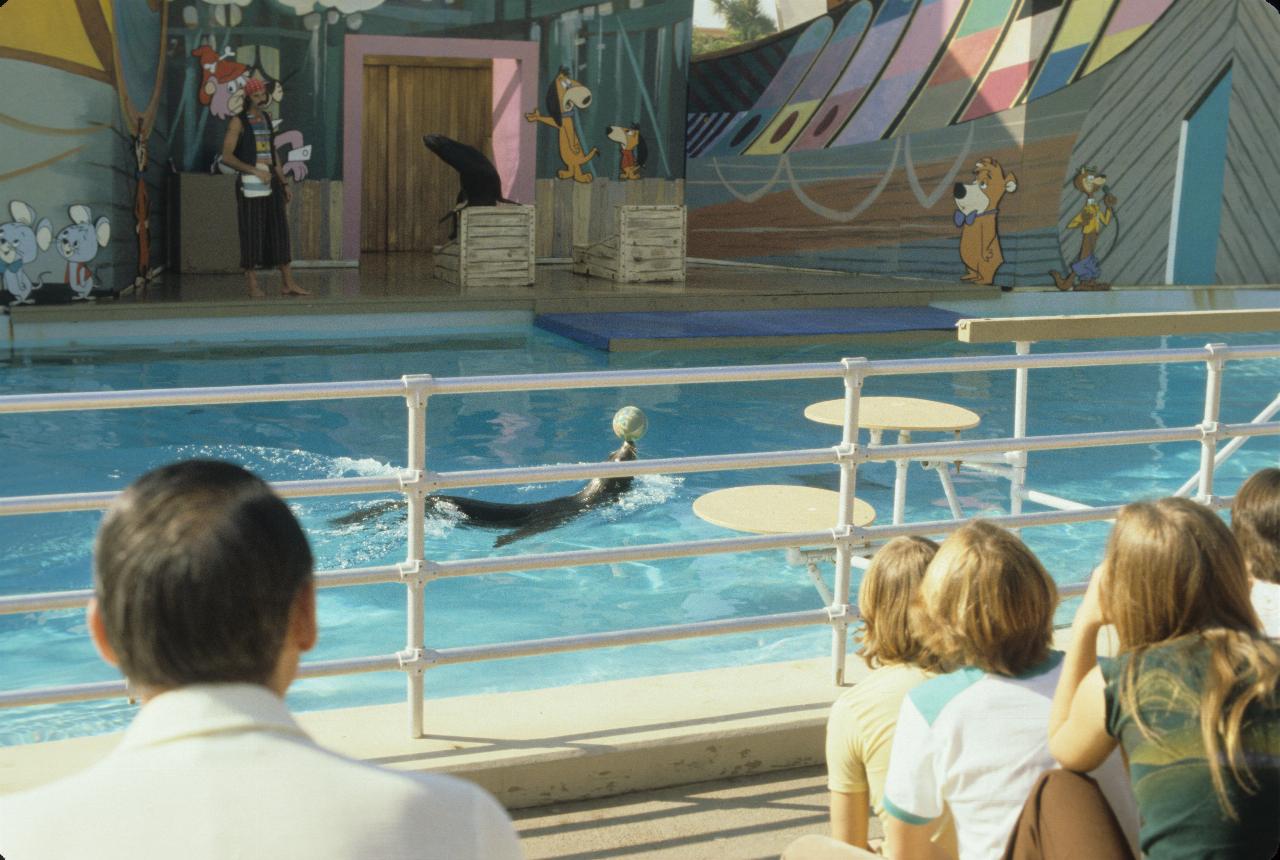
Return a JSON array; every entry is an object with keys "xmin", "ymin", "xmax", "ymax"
[{"xmin": 329, "ymin": 499, "xmax": 404, "ymax": 526}]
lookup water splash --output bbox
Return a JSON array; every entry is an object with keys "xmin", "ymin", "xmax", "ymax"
[{"xmin": 603, "ymin": 474, "xmax": 684, "ymax": 518}]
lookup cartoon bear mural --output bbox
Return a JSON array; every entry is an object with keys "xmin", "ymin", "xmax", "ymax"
[
  {"xmin": 1051, "ymin": 165, "xmax": 1118, "ymax": 292},
  {"xmin": 526, "ymin": 68, "xmax": 598, "ymax": 183},
  {"xmin": 954, "ymin": 157, "xmax": 1018, "ymax": 287}
]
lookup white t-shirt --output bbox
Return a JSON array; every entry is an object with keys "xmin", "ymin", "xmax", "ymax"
[
  {"xmin": 1252, "ymin": 579, "xmax": 1280, "ymax": 638},
  {"xmin": 882, "ymin": 652, "xmax": 1137, "ymax": 860}
]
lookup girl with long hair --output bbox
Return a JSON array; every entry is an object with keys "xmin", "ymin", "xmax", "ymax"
[{"xmin": 1041, "ymin": 497, "xmax": 1280, "ymax": 859}]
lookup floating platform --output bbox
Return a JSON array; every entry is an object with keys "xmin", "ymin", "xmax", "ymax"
[{"xmin": 533, "ymin": 305, "xmax": 964, "ymax": 351}]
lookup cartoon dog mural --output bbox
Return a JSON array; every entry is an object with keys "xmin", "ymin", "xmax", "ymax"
[
  {"xmin": 526, "ymin": 68, "xmax": 598, "ymax": 183},
  {"xmin": 193, "ymin": 46, "xmax": 311, "ymax": 180},
  {"xmin": 954, "ymin": 157, "xmax": 1018, "ymax": 287},
  {"xmin": 0, "ymin": 202, "xmax": 53, "ymax": 305},
  {"xmin": 607, "ymin": 124, "xmax": 647, "ymax": 181},
  {"xmin": 57, "ymin": 206, "xmax": 111, "ymax": 301},
  {"xmin": 1051, "ymin": 165, "xmax": 1117, "ymax": 291}
]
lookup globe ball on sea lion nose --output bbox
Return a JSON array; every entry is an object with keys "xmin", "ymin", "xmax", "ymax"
[{"xmin": 612, "ymin": 406, "xmax": 647, "ymax": 442}]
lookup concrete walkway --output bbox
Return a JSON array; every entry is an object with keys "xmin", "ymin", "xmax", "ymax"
[{"xmin": 514, "ymin": 766, "xmax": 881, "ymax": 860}]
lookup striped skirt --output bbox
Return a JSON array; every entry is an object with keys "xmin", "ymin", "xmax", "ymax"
[{"xmin": 236, "ymin": 185, "xmax": 292, "ymax": 270}]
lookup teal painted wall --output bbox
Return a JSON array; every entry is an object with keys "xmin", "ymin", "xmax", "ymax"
[{"xmin": 1170, "ymin": 66, "xmax": 1232, "ymax": 285}]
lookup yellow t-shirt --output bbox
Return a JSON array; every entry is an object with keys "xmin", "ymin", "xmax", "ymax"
[{"xmin": 826, "ymin": 663, "xmax": 958, "ymax": 856}]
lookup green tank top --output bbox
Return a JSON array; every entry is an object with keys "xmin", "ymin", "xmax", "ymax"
[{"xmin": 1100, "ymin": 635, "xmax": 1280, "ymax": 860}]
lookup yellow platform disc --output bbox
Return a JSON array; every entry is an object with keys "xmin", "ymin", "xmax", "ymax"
[
  {"xmin": 693, "ymin": 485, "xmax": 875, "ymax": 535},
  {"xmin": 804, "ymin": 396, "xmax": 980, "ymax": 433}
]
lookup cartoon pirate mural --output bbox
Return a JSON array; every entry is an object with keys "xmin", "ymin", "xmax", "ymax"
[
  {"xmin": 192, "ymin": 45, "xmax": 311, "ymax": 180},
  {"xmin": 1051, "ymin": 165, "xmax": 1118, "ymax": 291},
  {"xmin": 193, "ymin": 45, "xmax": 250, "ymax": 120},
  {"xmin": 526, "ymin": 68, "xmax": 598, "ymax": 183}
]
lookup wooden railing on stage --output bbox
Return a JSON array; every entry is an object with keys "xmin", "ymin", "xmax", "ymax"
[{"xmin": 958, "ymin": 308, "xmax": 1280, "ymax": 343}]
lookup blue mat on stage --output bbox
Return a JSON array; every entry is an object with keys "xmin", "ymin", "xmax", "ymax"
[{"xmin": 534, "ymin": 306, "xmax": 963, "ymax": 350}]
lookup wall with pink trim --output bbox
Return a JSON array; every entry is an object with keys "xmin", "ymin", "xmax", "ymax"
[{"xmin": 341, "ymin": 36, "xmax": 538, "ymax": 260}]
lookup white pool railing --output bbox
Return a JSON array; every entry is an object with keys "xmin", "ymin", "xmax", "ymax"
[{"xmin": 0, "ymin": 340, "xmax": 1278, "ymax": 738}]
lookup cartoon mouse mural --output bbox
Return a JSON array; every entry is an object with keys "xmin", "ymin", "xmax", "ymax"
[
  {"xmin": 57, "ymin": 206, "xmax": 111, "ymax": 301},
  {"xmin": 607, "ymin": 124, "xmax": 647, "ymax": 181},
  {"xmin": 1051, "ymin": 165, "xmax": 1118, "ymax": 291},
  {"xmin": 954, "ymin": 157, "xmax": 1018, "ymax": 287},
  {"xmin": 526, "ymin": 68, "xmax": 598, "ymax": 183},
  {"xmin": 0, "ymin": 202, "xmax": 53, "ymax": 305},
  {"xmin": 193, "ymin": 45, "xmax": 311, "ymax": 181}
]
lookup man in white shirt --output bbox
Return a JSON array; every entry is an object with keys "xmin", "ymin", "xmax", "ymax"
[{"xmin": 0, "ymin": 460, "xmax": 523, "ymax": 860}]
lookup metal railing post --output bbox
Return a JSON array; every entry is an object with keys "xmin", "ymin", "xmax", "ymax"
[
  {"xmin": 401, "ymin": 375, "xmax": 433, "ymax": 738},
  {"xmin": 1197, "ymin": 344, "xmax": 1227, "ymax": 502},
  {"xmin": 832, "ymin": 357, "xmax": 867, "ymax": 686},
  {"xmin": 1010, "ymin": 341, "xmax": 1032, "ymax": 522},
  {"xmin": 1175, "ymin": 391, "xmax": 1280, "ymax": 497},
  {"xmin": 892, "ymin": 429, "xmax": 911, "ymax": 525}
]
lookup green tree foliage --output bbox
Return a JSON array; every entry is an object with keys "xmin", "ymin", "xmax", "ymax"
[
  {"xmin": 694, "ymin": 0, "xmax": 777, "ymax": 55},
  {"xmin": 715, "ymin": 0, "xmax": 777, "ymax": 41},
  {"xmin": 692, "ymin": 30, "xmax": 740, "ymax": 55}
]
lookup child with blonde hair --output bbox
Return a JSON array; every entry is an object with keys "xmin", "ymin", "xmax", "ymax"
[
  {"xmin": 878, "ymin": 521, "xmax": 1134, "ymax": 860},
  {"xmin": 825, "ymin": 536, "xmax": 957, "ymax": 856},
  {"xmin": 1038, "ymin": 497, "xmax": 1280, "ymax": 859}
]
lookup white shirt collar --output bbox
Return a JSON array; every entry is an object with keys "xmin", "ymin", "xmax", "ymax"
[{"xmin": 118, "ymin": 683, "xmax": 309, "ymax": 751}]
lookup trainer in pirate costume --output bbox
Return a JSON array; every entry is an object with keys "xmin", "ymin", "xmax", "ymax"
[{"xmin": 218, "ymin": 77, "xmax": 310, "ymax": 298}]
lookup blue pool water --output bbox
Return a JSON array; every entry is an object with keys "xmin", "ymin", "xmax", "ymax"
[{"xmin": 1, "ymin": 327, "xmax": 1277, "ymax": 745}]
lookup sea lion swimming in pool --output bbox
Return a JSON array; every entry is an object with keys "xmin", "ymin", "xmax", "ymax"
[
  {"xmin": 331, "ymin": 407, "xmax": 648, "ymax": 547},
  {"xmin": 439, "ymin": 439, "xmax": 637, "ymax": 547}
]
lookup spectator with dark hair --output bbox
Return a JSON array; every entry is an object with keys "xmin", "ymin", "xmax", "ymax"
[
  {"xmin": 878, "ymin": 521, "xmax": 1135, "ymax": 860},
  {"xmin": 826, "ymin": 536, "xmax": 957, "ymax": 856},
  {"xmin": 1018, "ymin": 498, "xmax": 1280, "ymax": 860},
  {"xmin": 0, "ymin": 460, "xmax": 523, "ymax": 860},
  {"xmin": 1232, "ymin": 467, "xmax": 1280, "ymax": 638}
]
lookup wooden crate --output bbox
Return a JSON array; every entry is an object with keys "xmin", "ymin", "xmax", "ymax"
[
  {"xmin": 572, "ymin": 205, "xmax": 686, "ymax": 283},
  {"xmin": 433, "ymin": 205, "xmax": 535, "ymax": 288}
]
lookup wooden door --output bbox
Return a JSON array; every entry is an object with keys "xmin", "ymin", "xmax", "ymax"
[{"xmin": 361, "ymin": 57, "xmax": 493, "ymax": 253}]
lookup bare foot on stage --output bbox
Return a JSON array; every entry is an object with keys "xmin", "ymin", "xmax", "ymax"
[
  {"xmin": 246, "ymin": 273, "xmax": 266, "ymax": 298},
  {"xmin": 282, "ymin": 282, "xmax": 311, "ymax": 296}
]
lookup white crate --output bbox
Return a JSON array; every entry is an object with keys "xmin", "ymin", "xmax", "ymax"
[
  {"xmin": 433, "ymin": 205, "xmax": 535, "ymax": 288},
  {"xmin": 572, "ymin": 205, "xmax": 686, "ymax": 283}
]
